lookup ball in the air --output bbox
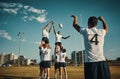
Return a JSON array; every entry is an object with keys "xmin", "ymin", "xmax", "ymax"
[{"xmin": 59, "ymin": 24, "xmax": 63, "ymax": 29}]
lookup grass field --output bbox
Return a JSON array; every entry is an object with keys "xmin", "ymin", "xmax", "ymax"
[{"xmin": 0, "ymin": 66, "xmax": 120, "ymax": 79}]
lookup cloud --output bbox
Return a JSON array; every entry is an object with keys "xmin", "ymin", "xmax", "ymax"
[
  {"xmin": 0, "ymin": 2, "xmax": 48, "ymax": 23},
  {"xmin": 0, "ymin": 2, "xmax": 16, "ymax": 8},
  {"xmin": 0, "ymin": 30, "xmax": 12, "ymax": 40},
  {"xmin": 3, "ymin": 8, "xmax": 18, "ymax": 14}
]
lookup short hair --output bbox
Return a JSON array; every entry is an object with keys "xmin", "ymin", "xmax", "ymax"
[
  {"xmin": 88, "ymin": 16, "xmax": 98, "ymax": 27},
  {"xmin": 63, "ymin": 48, "xmax": 66, "ymax": 53}
]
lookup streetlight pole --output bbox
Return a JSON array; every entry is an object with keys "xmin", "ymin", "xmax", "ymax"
[{"xmin": 17, "ymin": 32, "xmax": 24, "ymax": 66}]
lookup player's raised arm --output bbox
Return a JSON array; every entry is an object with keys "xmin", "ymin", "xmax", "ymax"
[
  {"xmin": 62, "ymin": 35, "xmax": 70, "ymax": 39},
  {"xmin": 98, "ymin": 16, "xmax": 108, "ymax": 33},
  {"xmin": 48, "ymin": 21, "xmax": 54, "ymax": 33},
  {"xmin": 71, "ymin": 15, "xmax": 80, "ymax": 32},
  {"xmin": 43, "ymin": 21, "xmax": 53, "ymax": 30},
  {"xmin": 53, "ymin": 25, "xmax": 56, "ymax": 34}
]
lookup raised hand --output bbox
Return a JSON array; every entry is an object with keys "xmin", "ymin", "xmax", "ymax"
[
  {"xmin": 98, "ymin": 16, "xmax": 105, "ymax": 22},
  {"xmin": 71, "ymin": 15, "xmax": 76, "ymax": 18}
]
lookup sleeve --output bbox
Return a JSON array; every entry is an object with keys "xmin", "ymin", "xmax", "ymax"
[
  {"xmin": 100, "ymin": 29, "xmax": 106, "ymax": 36},
  {"xmin": 55, "ymin": 33, "xmax": 58, "ymax": 37},
  {"xmin": 79, "ymin": 27, "xmax": 86, "ymax": 35}
]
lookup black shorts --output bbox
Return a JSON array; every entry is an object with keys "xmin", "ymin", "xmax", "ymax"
[
  {"xmin": 42, "ymin": 37, "xmax": 49, "ymax": 44},
  {"xmin": 59, "ymin": 62, "xmax": 66, "ymax": 67},
  {"xmin": 84, "ymin": 61, "xmax": 110, "ymax": 79},
  {"xmin": 43, "ymin": 61, "xmax": 51, "ymax": 68},
  {"xmin": 54, "ymin": 62, "xmax": 60, "ymax": 69},
  {"xmin": 39, "ymin": 61, "xmax": 44, "ymax": 68},
  {"xmin": 55, "ymin": 42, "xmax": 62, "ymax": 46}
]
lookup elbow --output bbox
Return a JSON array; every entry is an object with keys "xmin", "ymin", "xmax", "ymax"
[
  {"xmin": 73, "ymin": 24, "xmax": 77, "ymax": 27},
  {"xmin": 104, "ymin": 27, "xmax": 108, "ymax": 33}
]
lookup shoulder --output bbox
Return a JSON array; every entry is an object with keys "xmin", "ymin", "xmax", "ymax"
[
  {"xmin": 98, "ymin": 29, "xmax": 106, "ymax": 35},
  {"xmin": 79, "ymin": 27, "xmax": 88, "ymax": 34},
  {"xmin": 48, "ymin": 48, "xmax": 52, "ymax": 51}
]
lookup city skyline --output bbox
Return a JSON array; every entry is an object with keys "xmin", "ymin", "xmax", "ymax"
[{"xmin": 0, "ymin": 0, "xmax": 120, "ymax": 61}]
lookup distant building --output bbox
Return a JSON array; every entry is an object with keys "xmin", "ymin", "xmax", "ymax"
[
  {"xmin": 0, "ymin": 52, "xmax": 35, "ymax": 66},
  {"xmin": 18, "ymin": 55, "xmax": 26, "ymax": 65},
  {"xmin": 0, "ymin": 52, "xmax": 18, "ymax": 66},
  {"xmin": 77, "ymin": 51, "xmax": 85, "ymax": 65},
  {"xmin": 0, "ymin": 53, "xmax": 5, "ymax": 66},
  {"xmin": 71, "ymin": 51, "xmax": 77, "ymax": 65},
  {"xmin": 25, "ymin": 58, "xmax": 31, "ymax": 65},
  {"xmin": 71, "ymin": 50, "xmax": 85, "ymax": 66}
]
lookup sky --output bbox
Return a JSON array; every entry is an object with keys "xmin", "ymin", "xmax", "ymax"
[{"xmin": 0, "ymin": 0, "xmax": 120, "ymax": 62}]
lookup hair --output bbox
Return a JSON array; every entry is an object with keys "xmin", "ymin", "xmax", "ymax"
[
  {"xmin": 88, "ymin": 16, "xmax": 98, "ymax": 27},
  {"xmin": 57, "ymin": 31, "xmax": 60, "ymax": 34},
  {"xmin": 63, "ymin": 48, "xmax": 66, "ymax": 53}
]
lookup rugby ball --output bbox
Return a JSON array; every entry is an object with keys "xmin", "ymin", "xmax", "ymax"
[{"xmin": 59, "ymin": 24, "xmax": 63, "ymax": 29}]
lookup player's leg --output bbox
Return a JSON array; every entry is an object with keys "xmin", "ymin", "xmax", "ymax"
[
  {"xmin": 45, "ymin": 61, "xmax": 51, "ymax": 79},
  {"xmin": 44, "ymin": 68, "xmax": 47, "ymax": 79},
  {"xmin": 54, "ymin": 63, "xmax": 57, "ymax": 79},
  {"xmin": 47, "ymin": 68, "xmax": 50, "ymax": 79},
  {"xmin": 39, "ymin": 67, "xmax": 44, "ymax": 79},
  {"xmin": 39, "ymin": 61, "xmax": 45, "ymax": 79},
  {"xmin": 59, "ymin": 63, "xmax": 63, "ymax": 79},
  {"xmin": 98, "ymin": 61, "xmax": 110, "ymax": 79},
  {"xmin": 60, "ymin": 43, "xmax": 63, "ymax": 50},
  {"xmin": 54, "ymin": 68, "xmax": 57, "ymax": 79},
  {"xmin": 39, "ymin": 63, "xmax": 42, "ymax": 79},
  {"xmin": 55, "ymin": 44, "xmax": 59, "ymax": 53},
  {"xmin": 54, "ymin": 62, "xmax": 60, "ymax": 79},
  {"xmin": 44, "ymin": 61, "xmax": 47, "ymax": 79},
  {"xmin": 59, "ymin": 67, "xmax": 62, "ymax": 79},
  {"xmin": 63, "ymin": 67, "xmax": 68, "ymax": 79}
]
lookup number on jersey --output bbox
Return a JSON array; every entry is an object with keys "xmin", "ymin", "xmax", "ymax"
[{"xmin": 90, "ymin": 34, "xmax": 99, "ymax": 45}]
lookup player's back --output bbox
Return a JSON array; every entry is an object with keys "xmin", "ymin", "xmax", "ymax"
[{"xmin": 80, "ymin": 27, "xmax": 106, "ymax": 62}]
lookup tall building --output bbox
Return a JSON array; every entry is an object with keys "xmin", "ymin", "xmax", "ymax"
[
  {"xmin": 71, "ymin": 50, "xmax": 85, "ymax": 66},
  {"xmin": 77, "ymin": 51, "xmax": 85, "ymax": 65},
  {"xmin": 0, "ymin": 53, "xmax": 5, "ymax": 66},
  {"xmin": 0, "ymin": 52, "xmax": 35, "ymax": 66},
  {"xmin": 71, "ymin": 51, "xmax": 77, "ymax": 65}
]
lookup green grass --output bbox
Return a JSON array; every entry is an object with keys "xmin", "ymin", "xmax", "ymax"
[{"xmin": 0, "ymin": 66, "xmax": 120, "ymax": 79}]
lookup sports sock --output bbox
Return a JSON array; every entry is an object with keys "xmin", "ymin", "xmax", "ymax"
[
  {"xmin": 65, "ymin": 74, "xmax": 68, "ymax": 79},
  {"xmin": 54, "ymin": 73, "xmax": 57, "ymax": 79},
  {"xmin": 44, "ymin": 73, "xmax": 47, "ymax": 79},
  {"xmin": 39, "ymin": 76, "xmax": 42, "ymax": 79},
  {"xmin": 60, "ymin": 75, "xmax": 62, "ymax": 79}
]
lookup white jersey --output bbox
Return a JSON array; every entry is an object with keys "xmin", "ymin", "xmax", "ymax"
[
  {"xmin": 42, "ymin": 29, "xmax": 49, "ymax": 39},
  {"xmin": 59, "ymin": 52, "xmax": 66, "ymax": 63},
  {"xmin": 79, "ymin": 27, "xmax": 106, "ymax": 62},
  {"xmin": 55, "ymin": 33, "xmax": 62, "ymax": 42},
  {"xmin": 41, "ymin": 47, "xmax": 51, "ymax": 61},
  {"xmin": 43, "ymin": 48, "xmax": 51, "ymax": 61},
  {"xmin": 39, "ymin": 49, "xmax": 44, "ymax": 62},
  {"xmin": 55, "ymin": 53, "xmax": 60, "ymax": 62}
]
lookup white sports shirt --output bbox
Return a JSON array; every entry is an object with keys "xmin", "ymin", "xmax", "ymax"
[
  {"xmin": 41, "ymin": 47, "xmax": 51, "ymax": 61},
  {"xmin": 59, "ymin": 52, "xmax": 66, "ymax": 63},
  {"xmin": 55, "ymin": 53, "xmax": 60, "ymax": 62},
  {"xmin": 42, "ymin": 29, "xmax": 49, "ymax": 39},
  {"xmin": 55, "ymin": 33, "xmax": 62, "ymax": 42},
  {"xmin": 39, "ymin": 48, "xmax": 44, "ymax": 62},
  {"xmin": 79, "ymin": 27, "xmax": 106, "ymax": 62}
]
